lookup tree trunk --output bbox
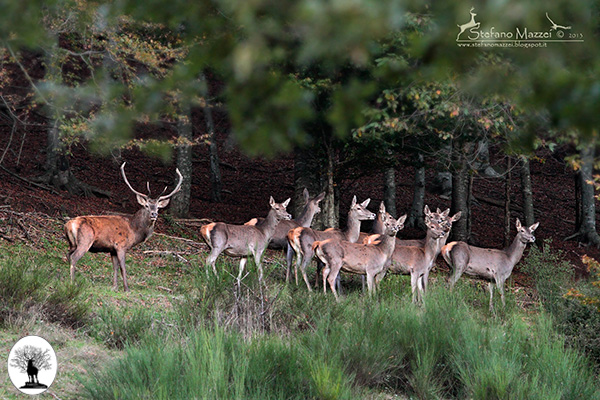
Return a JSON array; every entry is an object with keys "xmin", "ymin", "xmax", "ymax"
[
  {"xmin": 321, "ymin": 143, "xmax": 338, "ymax": 229},
  {"xmin": 201, "ymin": 75, "xmax": 222, "ymax": 203},
  {"xmin": 38, "ymin": 46, "xmax": 110, "ymax": 198},
  {"xmin": 450, "ymin": 142, "xmax": 471, "ymax": 242},
  {"xmin": 504, "ymin": 156, "xmax": 512, "ymax": 247},
  {"xmin": 408, "ymin": 153, "xmax": 426, "ymax": 229},
  {"xmin": 383, "ymin": 166, "xmax": 397, "ymax": 218},
  {"xmin": 572, "ymin": 145, "xmax": 600, "ymax": 245},
  {"xmin": 170, "ymin": 105, "xmax": 193, "ymax": 217},
  {"xmin": 520, "ymin": 156, "xmax": 535, "ymax": 226}
]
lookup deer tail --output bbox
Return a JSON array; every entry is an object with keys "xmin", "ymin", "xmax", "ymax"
[
  {"xmin": 288, "ymin": 227, "xmax": 303, "ymax": 256},
  {"xmin": 200, "ymin": 223, "xmax": 216, "ymax": 247},
  {"xmin": 441, "ymin": 241, "xmax": 458, "ymax": 266}
]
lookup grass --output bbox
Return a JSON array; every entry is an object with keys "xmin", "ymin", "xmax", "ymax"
[{"xmin": 1, "ymin": 225, "xmax": 599, "ymax": 399}]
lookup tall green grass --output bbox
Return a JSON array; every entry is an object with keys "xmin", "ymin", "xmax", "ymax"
[
  {"xmin": 0, "ymin": 246, "xmax": 90, "ymax": 327},
  {"xmin": 81, "ymin": 285, "xmax": 600, "ymax": 399}
]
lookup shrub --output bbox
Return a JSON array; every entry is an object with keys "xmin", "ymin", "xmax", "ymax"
[{"xmin": 88, "ymin": 306, "xmax": 156, "ymax": 349}]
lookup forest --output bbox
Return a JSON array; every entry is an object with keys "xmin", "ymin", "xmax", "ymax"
[{"xmin": 1, "ymin": 0, "xmax": 600, "ymax": 399}]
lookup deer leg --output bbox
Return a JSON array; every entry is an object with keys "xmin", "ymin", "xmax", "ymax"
[
  {"xmin": 488, "ymin": 282, "xmax": 495, "ymax": 313},
  {"xmin": 496, "ymin": 277, "xmax": 506, "ymax": 308},
  {"xmin": 366, "ymin": 272, "xmax": 375, "ymax": 295},
  {"xmin": 68, "ymin": 239, "xmax": 94, "ymax": 282},
  {"xmin": 417, "ymin": 274, "xmax": 425, "ymax": 305},
  {"xmin": 326, "ymin": 262, "xmax": 342, "ymax": 301},
  {"xmin": 110, "ymin": 253, "xmax": 120, "ymax": 290},
  {"xmin": 293, "ymin": 249, "xmax": 303, "ymax": 286},
  {"xmin": 205, "ymin": 246, "xmax": 222, "ymax": 276},
  {"xmin": 285, "ymin": 244, "xmax": 294, "ymax": 283},
  {"xmin": 117, "ymin": 250, "xmax": 129, "ymax": 292},
  {"xmin": 410, "ymin": 272, "xmax": 419, "ymax": 303},
  {"xmin": 254, "ymin": 249, "xmax": 264, "ymax": 282},
  {"xmin": 321, "ymin": 262, "xmax": 330, "ymax": 294},
  {"xmin": 237, "ymin": 257, "xmax": 247, "ymax": 283},
  {"xmin": 301, "ymin": 250, "xmax": 315, "ymax": 291}
]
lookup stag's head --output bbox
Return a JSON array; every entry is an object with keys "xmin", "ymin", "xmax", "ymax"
[
  {"xmin": 516, "ymin": 218, "xmax": 539, "ymax": 243},
  {"xmin": 120, "ymin": 163, "xmax": 183, "ymax": 221}
]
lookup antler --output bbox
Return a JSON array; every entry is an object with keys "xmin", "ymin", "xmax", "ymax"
[
  {"xmin": 158, "ymin": 168, "xmax": 183, "ymax": 201},
  {"xmin": 120, "ymin": 162, "xmax": 148, "ymax": 199}
]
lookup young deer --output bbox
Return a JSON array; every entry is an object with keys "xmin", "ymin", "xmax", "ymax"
[
  {"xmin": 287, "ymin": 196, "xmax": 375, "ymax": 291},
  {"xmin": 65, "ymin": 162, "xmax": 183, "ymax": 291},
  {"xmin": 246, "ymin": 189, "xmax": 325, "ymax": 281},
  {"xmin": 442, "ymin": 218, "xmax": 539, "ymax": 311},
  {"xmin": 200, "ymin": 197, "xmax": 292, "ymax": 283},
  {"xmin": 314, "ymin": 205, "xmax": 406, "ymax": 301},
  {"xmin": 376, "ymin": 206, "xmax": 460, "ymax": 304}
]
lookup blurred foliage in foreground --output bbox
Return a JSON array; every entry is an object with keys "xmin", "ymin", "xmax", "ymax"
[{"xmin": 1, "ymin": 0, "xmax": 599, "ymax": 156}]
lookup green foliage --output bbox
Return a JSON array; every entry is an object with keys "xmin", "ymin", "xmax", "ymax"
[
  {"xmin": 81, "ymin": 285, "xmax": 600, "ymax": 399},
  {"xmin": 519, "ymin": 239, "xmax": 574, "ymax": 310},
  {"xmin": 0, "ymin": 249, "xmax": 90, "ymax": 328}
]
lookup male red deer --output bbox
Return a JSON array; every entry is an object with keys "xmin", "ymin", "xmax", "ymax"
[
  {"xmin": 441, "ymin": 218, "xmax": 539, "ymax": 311},
  {"xmin": 314, "ymin": 205, "xmax": 406, "ymax": 301},
  {"xmin": 245, "ymin": 189, "xmax": 325, "ymax": 282},
  {"xmin": 373, "ymin": 206, "xmax": 461, "ymax": 304},
  {"xmin": 287, "ymin": 196, "xmax": 375, "ymax": 291},
  {"xmin": 200, "ymin": 197, "xmax": 292, "ymax": 283},
  {"xmin": 65, "ymin": 163, "xmax": 183, "ymax": 291}
]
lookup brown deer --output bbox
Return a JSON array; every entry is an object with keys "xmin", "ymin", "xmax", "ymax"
[
  {"xmin": 65, "ymin": 163, "xmax": 183, "ymax": 291},
  {"xmin": 314, "ymin": 205, "xmax": 406, "ymax": 300},
  {"xmin": 200, "ymin": 197, "xmax": 292, "ymax": 283},
  {"xmin": 441, "ymin": 218, "xmax": 539, "ymax": 311},
  {"xmin": 372, "ymin": 206, "xmax": 461, "ymax": 304},
  {"xmin": 287, "ymin": 196, "xmax": 375, "ymax": 291},
  {"xmin": 245, "ymin": 189, "xmax": 325, "ymax": 281}
]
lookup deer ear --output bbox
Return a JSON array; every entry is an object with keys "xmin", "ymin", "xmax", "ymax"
[
  {"xmin": 436, "ymin": 207, "xmax": 442, "ymax": 214},
  {"xmin": 136, "ymin": 194, "xmax": 149, "ymax": 207},
  {"xmin": 379, "ymin": 202, "xmax": 386, "ymax": 213},
  {"xmin": 282, "ymin": 198, "xmax": 291, "ymax": 208},
  {"xmin": 361, "ymin": 198, "xmax": 371, "ymax": 207},
  {"xmin": 303, "ymin": 188, "xmax": 310, "ymax": 203},
  {"xmin": 351, "ymin": 195, "xmax": 357, "ymax": 207},
  {"xmin": 451, "ymin": 211, "xmax": 462, "ymax": 222},
  {"xmin": 529, "ymin": 222, "xmax": 539, "ymax": 232},
  {"xmin": 398, "ymin": 214, "xmax": 407, "ymax": 225},
  {"xmin": 515, "ymin": 218, "xmax": 522, "ymax": 230},
  {"xmin": 269, "ymin": 196, "xmax": 276, "ymax": 207},
  {"xmin": 442, "ymin": 208, "xmax": 450, "ymax": 217},
  {"xmin": 157, "ymin": 198, "xmax": 171, "ymax": 208},
  {"xmin": 315, "ymin": 192, "xmax": 326, "ymax": 203},
  {"xmin": 424, "ymin": 205, "xmax": 431, "ymax": 216}
]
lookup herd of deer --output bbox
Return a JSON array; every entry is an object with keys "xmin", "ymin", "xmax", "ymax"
[{"xmin": 64, "ymin": 164, "xmax": 539, "ymax": 311}]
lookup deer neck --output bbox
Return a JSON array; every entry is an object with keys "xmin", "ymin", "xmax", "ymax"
[
  {"xmin": 295, "ymin": 203, "xmax": 316, "ymax": 228},
  {"xmin": 377, "ymin": 233, "xmax": 397, "ymax": 256},
  {"xmin": 256, "ymin": 209, "xmax": 280, "ymax": 240},
  {"xmin": 505, "ymin": 234, "xmax": 528, "ymax": 268},
  {"xmin": 371, "ymin": 215, "xmax": 385, "ymax": 235},
  {"xmin": 423, "ymin": 229, "xmax": 443, "ymax": 260},
  {"xmin": 131, "ymin": 208, "xmax": 156, "ymax": 244},
  {"xmin": 343, "ymin": 210, "xmax": 362, "ymax": 242}
]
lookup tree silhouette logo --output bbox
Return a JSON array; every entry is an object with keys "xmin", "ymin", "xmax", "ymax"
[{"xmin": 8, "ymin": 336, "xmax": 57, "ymax": 395}]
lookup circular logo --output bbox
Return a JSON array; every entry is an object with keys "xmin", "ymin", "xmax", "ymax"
[
  {"xmin": 7, "ymin": 336, "xmax": 57, "ymax": 395},
  {"xmin": 557, "ymin": 30, "xmax": 564, "ymax": 38}
]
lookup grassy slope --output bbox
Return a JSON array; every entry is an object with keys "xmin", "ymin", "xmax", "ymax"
[{"xmin": 0, "ymin": 215, "xmax": 598, "ymax": 399}]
